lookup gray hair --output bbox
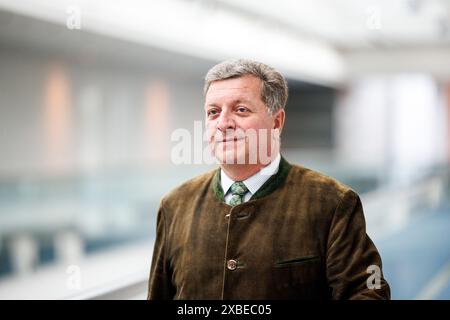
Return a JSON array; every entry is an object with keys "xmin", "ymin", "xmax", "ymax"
[{"xmin": 203, "ymin": 59, "xmax": 288, "ymax": 114}]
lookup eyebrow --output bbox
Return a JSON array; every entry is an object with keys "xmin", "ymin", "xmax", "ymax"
[
  {"xmin": 205, "ymin": 99, "xmax": 252, "ymax": 108},
  {"xmin": 232, "ymin": 98, "xmax": 252, "ymax": 105}
]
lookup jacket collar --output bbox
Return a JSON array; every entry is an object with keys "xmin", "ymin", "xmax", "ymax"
[
  {"xmin": 212, "ymin": 155, "xmax": 292, "ymax": 203},
  {"xmin": 220, "ymin": 153, "xmax": 281, "ymax": 197}
]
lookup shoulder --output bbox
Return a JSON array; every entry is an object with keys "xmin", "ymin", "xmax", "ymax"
[
  {"xmin": 283, "ymin": 163, "xmax": 363, "ymax": 225},
  {"xmin": 287, "ymin": 163, "xmax": 357, "ymax": 204},
  {"xmin": 160, "ymin": 168, "xmax": 218, "ymax": 208}
]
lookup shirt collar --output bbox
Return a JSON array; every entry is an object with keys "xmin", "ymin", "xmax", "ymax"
[{"xmin": 220, "ymin": 153, "xmax": 281, "ymax": 196}]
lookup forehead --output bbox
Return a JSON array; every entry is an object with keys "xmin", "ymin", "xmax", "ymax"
[{"xmin": 205, "ymin": 75, "xmax": 262, "ymax": 103}]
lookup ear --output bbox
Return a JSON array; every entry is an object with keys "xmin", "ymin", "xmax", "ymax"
[{"xmin": 272, "ymin": 109, "xmax": 285, "ymax": 135}]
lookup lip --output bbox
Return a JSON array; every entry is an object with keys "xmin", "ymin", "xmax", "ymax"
[{"xmin": 216, "ymin": 137, "xmax": 245, "ymax": 143}]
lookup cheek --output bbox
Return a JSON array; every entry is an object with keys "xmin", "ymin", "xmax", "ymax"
[
  {"xmin": 205, "ymin": 122, "xmax": 216, "ymax": 140},
  {"xmin": 240, "ymin": 118, "xmax": 272, "ymax": 132}
]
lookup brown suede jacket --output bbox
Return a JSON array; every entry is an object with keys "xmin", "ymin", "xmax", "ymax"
[{"xmin": 147, "ymin": 156, "xmax": 391, "ymax": 299}]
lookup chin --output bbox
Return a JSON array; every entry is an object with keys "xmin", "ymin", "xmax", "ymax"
[{"xmin": 214, "ymin": 148, "xmax": 248, "ymax": 165}]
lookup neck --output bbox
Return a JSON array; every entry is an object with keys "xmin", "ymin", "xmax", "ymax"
[
  {"xmin": 220, "ymin": 153, "xmax": 278, "ymax": 181},
  {"xmin": 220, "ymin": 163, "xmax": 263, "ymax": 181}
]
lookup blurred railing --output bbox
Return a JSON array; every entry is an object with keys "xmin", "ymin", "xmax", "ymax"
[
  {"xmin": 0, "ymin": 240, "xmax": 153, "ymax": 300},
  {"xmin": 362, "ymin": 170, "xmax": 449, "ymax": 241},
  {"xmin": 0, "ymin": 165, "xmax": 446, "ymax": 299},
  {"xmin": 77, "ymin": 170, "xmax": 449, "ymax": 300},
  {"xmin": 67, "ymin": 271, "xmax": 149, "ymax": 300}
]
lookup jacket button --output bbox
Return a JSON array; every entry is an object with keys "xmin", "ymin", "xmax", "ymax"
[{"xmin": 227, "ymin": 259, "xmax": 237, "ymax": 270}]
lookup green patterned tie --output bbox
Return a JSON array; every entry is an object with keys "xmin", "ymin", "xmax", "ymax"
[{"xmin": 228, "ymin": 181, "xmax": 248, "ymax": 206}]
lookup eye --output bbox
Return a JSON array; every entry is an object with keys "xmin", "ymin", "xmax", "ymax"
[
  {"xmin": 207, "ymin": 109, "xmax": 219, "ymax": 117},
  {"xmin": 236, "ymin": 106, "xmax": 248, "ymax": 113}
]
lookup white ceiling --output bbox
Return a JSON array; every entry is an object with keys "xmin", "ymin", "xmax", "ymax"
[
  {"xmin": 0, "ymin": 0, "xmax": 449, "ymax": 84},
  {"xmin": 218, "ymin": 0, "xmax": 450, "ymax": 50}
]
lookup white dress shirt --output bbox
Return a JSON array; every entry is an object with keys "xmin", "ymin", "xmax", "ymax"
[{"xmin": 221, "ymin": 153, "xmax": 281, "ymax": 204}]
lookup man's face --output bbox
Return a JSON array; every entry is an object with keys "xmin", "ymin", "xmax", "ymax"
[{"xmin": 204, "ymin": 75, "xmax": 284, "ymax": 165}]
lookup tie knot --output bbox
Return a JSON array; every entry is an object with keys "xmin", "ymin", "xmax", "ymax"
[{"xmin": 230, "ymin": 181, "xmax": 248, "ymax": 196}]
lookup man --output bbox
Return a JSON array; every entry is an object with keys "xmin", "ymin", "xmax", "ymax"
[{"xmin": 147, "ymin": 59, "xmax": 390, "ymax": 299}]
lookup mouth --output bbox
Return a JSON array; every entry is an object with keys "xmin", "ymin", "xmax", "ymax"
[{"xmin": 216, "ymin": 137, "xmax": 245, "ymax": 143}]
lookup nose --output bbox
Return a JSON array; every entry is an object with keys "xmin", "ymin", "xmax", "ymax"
[{"xmin": 216, "ymin": 110, "xmax": 235, "ymax": 132}]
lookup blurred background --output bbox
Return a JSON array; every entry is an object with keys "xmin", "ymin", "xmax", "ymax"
[{"xmin": 0, "ymin": 0, "xmax": 449, "ymax": 300}]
